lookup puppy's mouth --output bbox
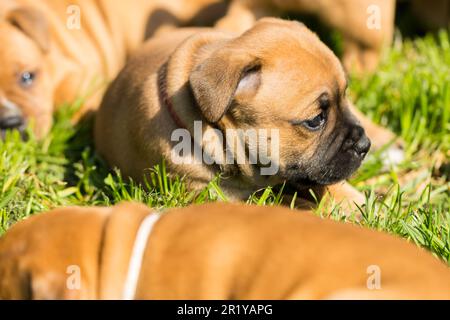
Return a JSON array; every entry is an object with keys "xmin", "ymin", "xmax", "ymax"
[
  {"xmin": 283, "ymin": 169, "xmax": 343, "ymax": 189},
  {"xmin": 0, "ymin": 117, "xmax": 28, "ymax": 141},
  {"xmin": 281, "ymin": 164, "xmax": 324, "ymax": 189},
  {"xmin": 283, "ymin": 142, "xmax": 370, "ymax": 188}
]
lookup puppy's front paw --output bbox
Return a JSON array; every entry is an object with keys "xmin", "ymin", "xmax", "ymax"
[
  {"xmin": 381, "ymin": 142, "xmax": 405, "ymax": 167},
  {"xmin": 316, "ymin": 182, "xmax": 366, "ymax": 221},
  {"xmin": 361, "ymin": 119, "xmax": 405, "ymax": 166}
]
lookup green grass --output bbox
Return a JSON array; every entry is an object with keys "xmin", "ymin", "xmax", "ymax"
[{"xmin": 0, "ymin": 31, "xmax": 449, "ymax": 264}]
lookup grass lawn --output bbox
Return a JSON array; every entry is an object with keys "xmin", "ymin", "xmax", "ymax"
[{"xmin": 0, "ymin": 31, "xmax": 449, "ymax": 264}]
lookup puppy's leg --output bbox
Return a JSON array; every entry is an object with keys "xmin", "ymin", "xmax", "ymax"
[
  {"xmin": 342, "ymin": 39, "xmax": 382, "ymax": 75},
  {"xmin": 321, "ymin": 182, "xmax": 366, "ymax": 219},
  {"xmin": 285, "ymin": 183, "xmax": 364, "ymax": 218},
  {"xmin": 324, "ymin": 182, "xmax": 366, "ymax": 206},
  {"xmin": 145, "ymin": 8, "xmax": 181, "ymax": 38},
  {"xmin": 336, "ymin": 0, "xmax": 396, "ymax": 73},
  {"xmin": 215, "ymin": 0, "xmax": 269, "ymax": 33}
]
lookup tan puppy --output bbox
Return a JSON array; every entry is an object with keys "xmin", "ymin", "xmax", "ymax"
[
  {"xmin": 0, "ymin": 0, "xmax": 223, "ymax": 138},
  {"xmin": 95, "ymin": 19, "xmax": 373, "ymax": 208},
  {"xmin": 1, "ymin": 202, "xmax": 450, "ymax": 300},
  {"xmin": 0, "ymin": 0, "xmax": 151, "ymax": 138},
  {"xmin": 213, "ymin": 0, "xmax": 402, "ymax": 153},
  {"xmin": 215, "ymin": 0, "xmax": 396, "ymax": 74}
]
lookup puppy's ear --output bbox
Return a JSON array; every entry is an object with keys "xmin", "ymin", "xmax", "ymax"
[
  {"xmin": 190, "ymin": 51, "xmax": 261, "ymax": 123},
  {"xmin": 8, "ymin": 7, "xmax": 50, "ymax": 53}
]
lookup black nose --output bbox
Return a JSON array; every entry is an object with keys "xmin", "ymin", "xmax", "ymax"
[
  {"xmin": 0, "ymin": 116, "xmax": 25, "ymax": 130},
  {"xmin": 354, "ymin": 134, "xmax": 371, "ymax": 157},
  {"xmin": 344, "ymin": 125, "xmax": 371, "ymax": 158}
]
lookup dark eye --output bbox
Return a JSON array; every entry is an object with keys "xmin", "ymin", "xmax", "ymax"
[
  {"xmin": 303, "ymin": 112, "xmax": 326, "ymax": 131},
  {"xmin": 19, "ymin": 71, "xmax": 36, "ymax": 88},
  {"xmin": 319, "ymin": 95, "xmax": 331, "ymax": 110}
]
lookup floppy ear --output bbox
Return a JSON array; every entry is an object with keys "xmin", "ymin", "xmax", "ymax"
[
  {"xmin": 7, "ymin": 7, "xmax": 50, "ymax": 53},
  {"xmin": 189, "ymin": 50, "xmax": 261, "ymax": 123}
]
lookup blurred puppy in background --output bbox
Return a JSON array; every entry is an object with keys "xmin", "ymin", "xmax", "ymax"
[{"xmin": 0, "ymin": 0, "xmax": 224, "ymax": 139}]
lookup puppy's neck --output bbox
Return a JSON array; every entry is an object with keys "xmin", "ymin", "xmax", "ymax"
[{"xmin": 163, "ymin": 31, "xmax": 232, "ymax": 134}]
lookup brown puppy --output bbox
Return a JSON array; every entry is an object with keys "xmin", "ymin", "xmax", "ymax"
[
  {"xmin": 0, "ymin": 0, "xmax": 223, "ymax": 138},
  {"xmin": 95, "ymin": 19, "xmax": 371, "ymax": 208},
  {"xmin": 0, "ymin": 0, "xmax": 153, "ymax": 138},
  {"xmin": 215, "ymin": 0, "xmax": 396, "ymax": 74},
  {"xmin": 213, "ymin": 0, "xmax": 402, "ymax": 153},
  {"xmin": 1, "ymin": 202, "xmax": 450, "ymax": 300}
]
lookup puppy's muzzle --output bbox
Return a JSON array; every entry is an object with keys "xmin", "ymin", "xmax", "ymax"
[
  {"xmin": 0, "ymin": 98, "xmax": 27, "ymax": 139},
  {"xmin": 0, "ymin": 115, "xmax": 24, "ymax": 129},
  {"xmin": 342, "ymin": 125, "xmax": 371, "ymax": 159}
]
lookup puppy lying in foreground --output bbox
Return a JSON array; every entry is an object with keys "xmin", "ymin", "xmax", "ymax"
[
  {"xmin": 1, "ymin": 202, "xmax": 449, "ymax": 300},
  {"xmin": 95, "ymin": 18, "xmax": 372, "ymax": 208}
]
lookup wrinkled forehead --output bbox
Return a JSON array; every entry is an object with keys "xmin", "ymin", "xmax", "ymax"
[
  {"xmin": 235, "ymin": 20, "xmax": 347, "ymax": 90},
  {"xmin": 0, "ymin": 21, "xmax": 43, "ymax": 82},
  {"xmin": 0, "ymin": 0, "xmax": 16, "ymax": 17},
  {"xmin": 0, "ymin": 22, "xmax": 43, "ymax": 70}
]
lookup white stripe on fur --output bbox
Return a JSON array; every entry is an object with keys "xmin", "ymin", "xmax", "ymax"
[{"xmin": 122, "ymin": 213, "xmax": 160, "ymax": 300}]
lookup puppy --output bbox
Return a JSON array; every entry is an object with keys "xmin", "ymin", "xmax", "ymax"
[
  {"xmin": 1, "ymin": 202, "xmax": 449, "ymax": 300},
  {"xmin": 0, "ymin": 0, "xmax": 151, "ymax": 138},
  {"xmin": 0, "ymin": 0, "xmax": 223, "ymax": 138},
  {"xmin": 95, "ymin": 19, "xmax": 371, "ymax": 208},
  {"xmin": 213, "ymin": 0, "xmax": 403, "ymax": 155}
]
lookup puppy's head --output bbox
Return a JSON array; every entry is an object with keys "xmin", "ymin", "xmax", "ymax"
[
  {"xmin": 190, "ymin": 18, "xmax": 370, "ymax": 189},
  {"xmin": 0, "ymin": 7, "xmax": 53, "ymax": 139}
]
